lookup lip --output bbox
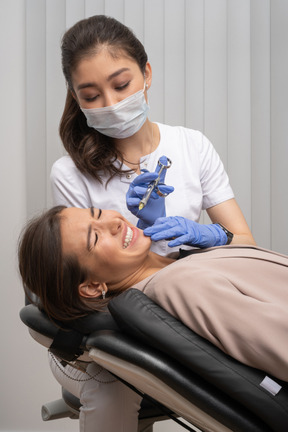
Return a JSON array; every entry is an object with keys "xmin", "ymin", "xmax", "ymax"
[{"xmin": 122, "ymin": 224, "xmax": 138, "ymax": 249}]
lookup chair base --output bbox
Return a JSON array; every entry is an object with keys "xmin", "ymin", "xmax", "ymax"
[
  {"xmin": 89, "ymin": 347, "xmax": 232, "ymax": 432},
  {"xmin": 41, "ymin": 398, "xmax": 78, "ymax": 421},
  {"xmin": 42, "ymin": 387, "xmax": 175, "ymax": 432}
]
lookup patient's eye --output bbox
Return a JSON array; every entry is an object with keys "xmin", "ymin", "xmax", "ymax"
[
  {"xmin": 93, "ymin": 232, "xmax": 98, "ymax": 247},
  {"xmin": 88, "ymin": 207, "xmax": 102, "ymax": 251},
  {"xmin": 92, "ymin": 209, "xmax": 101, "ymax": 248}
]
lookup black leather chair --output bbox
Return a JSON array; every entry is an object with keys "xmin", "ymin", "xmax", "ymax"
[
  {"xmin": 20, "ymin": 289, "xmax": 288, "ymax": 432},
  {"xmin": 20, "ymin": 298, "xmax": 174, "ymax": 432}
]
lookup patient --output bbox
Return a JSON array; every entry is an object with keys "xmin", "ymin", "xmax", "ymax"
[{"xmin": 18, "ymin": 206, "xmax": 288, "ymax": 381}]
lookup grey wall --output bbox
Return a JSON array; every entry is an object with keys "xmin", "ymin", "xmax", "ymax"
[{"xmin": 1, "ymin": 0, "xmax": 287, "ymax": 431}]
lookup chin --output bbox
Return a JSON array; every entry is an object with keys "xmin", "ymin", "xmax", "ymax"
[
  {"xmin": 136, "ymin": 228, "xmax": 151, "ymax": 248},
  {"xmin": 144, "ymin": 235, "xmax": 152, "ymax": 250}
]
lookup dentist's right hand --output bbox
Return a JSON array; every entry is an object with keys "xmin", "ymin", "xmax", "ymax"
[{"xmin": 126, "ymin": 155, "xmax": 174, "ymax": 229}]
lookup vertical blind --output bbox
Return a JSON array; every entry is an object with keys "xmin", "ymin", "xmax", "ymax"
[{"xmin": 26, "ymin": 0, "xmax": 288, "ymax": 254}]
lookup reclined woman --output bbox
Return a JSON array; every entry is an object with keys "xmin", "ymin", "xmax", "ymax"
[{"xmin": 18, "ymin": 206, "xmax": 288, "ymax": 382}]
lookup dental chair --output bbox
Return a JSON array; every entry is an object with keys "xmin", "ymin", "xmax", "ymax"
[{"xmin": 20, "ymin": 289, "xmax": 288, "ymax": 432}]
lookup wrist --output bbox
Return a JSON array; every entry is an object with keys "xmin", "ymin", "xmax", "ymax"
[
  {"xmin": 217, "ymin": 223, "xmax": 234, "ymax": 245},
  {"xmin": 137, "ymin": 219, "xmax": 150, "ymax": 230}
]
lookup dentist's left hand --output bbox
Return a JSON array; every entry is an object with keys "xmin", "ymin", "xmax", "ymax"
[
  {"xmin": 126, "ymin": 156, "xmax": 174, "ymax": 229},
  {"xmin": 143, "ymin": 216, "xmax": 228, "ymax": 248}
]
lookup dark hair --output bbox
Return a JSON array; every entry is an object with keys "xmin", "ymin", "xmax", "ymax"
[
  {"xmin": 18, "ymin": 206, "xmax": 120, "ymax": 322},
  {"xmin": 59, "ymin": 15, "xmax": 148, "ymax": 183}
]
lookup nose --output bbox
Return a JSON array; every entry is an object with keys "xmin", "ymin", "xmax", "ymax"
[
  {"xmin": 92, "ymin": 217, "xmax": 122, "ymax": 236},
  {"xmin": 108, "ymin": 217, "xmax": 122, "ymax": 236},
  {"xmin": 103, "ymin": 92, "xmax": 117, "ymax": 107}
]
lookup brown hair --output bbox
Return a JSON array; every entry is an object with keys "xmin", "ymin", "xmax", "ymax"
[
  {"xmin": 59, "ymin": 15, "xmax": 148, "ymax": 183},
  {"xmin": 18, "ymin": 206, "xmax": 122, "ymax": 322}
]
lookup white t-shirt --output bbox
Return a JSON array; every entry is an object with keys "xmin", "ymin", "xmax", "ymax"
[{"xmin": 50, "ymin": 123, "xmax": 234, "ymax": 255}]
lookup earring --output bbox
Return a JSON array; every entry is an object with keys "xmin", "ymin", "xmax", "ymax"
[{"xmin": 102, "ymin": 290, "xmax": 106, "ymax": 299}]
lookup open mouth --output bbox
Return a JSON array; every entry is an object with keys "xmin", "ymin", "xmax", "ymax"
[{"xmin": 123, "ymin": 226, "xmax": 133, "ymax": 249}]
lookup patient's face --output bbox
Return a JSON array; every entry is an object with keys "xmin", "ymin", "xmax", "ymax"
[{"xmin": 60, "ymin": 207, "xmax": 151, "ymax": 285}]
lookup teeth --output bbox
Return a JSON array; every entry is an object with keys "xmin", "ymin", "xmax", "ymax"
[{"xmin": 123, "ymin": 226, "xmax": 133, "ymax": 249}]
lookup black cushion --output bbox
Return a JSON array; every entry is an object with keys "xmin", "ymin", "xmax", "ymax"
[
  {"xmin": 87, "ymin": 330, "xmax": 269, "ymax": 432},
  {"xmin": 108, "ymin": 289, "xmax": 288, "ymax": 432}
]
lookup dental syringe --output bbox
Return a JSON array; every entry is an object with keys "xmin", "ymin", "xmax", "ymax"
[{"xmin": 138, "ymin": 157, "xmax": 172, "ymax": 210}]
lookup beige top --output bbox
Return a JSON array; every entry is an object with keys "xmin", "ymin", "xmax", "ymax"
[{"xmin": 133, "ymin": 245, "xmax": 288, "ymax": 381}]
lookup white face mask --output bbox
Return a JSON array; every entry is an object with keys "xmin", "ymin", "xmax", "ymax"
[{"xmin": 81, "ymin": 83, "xmax": 149, "ymax": 139}]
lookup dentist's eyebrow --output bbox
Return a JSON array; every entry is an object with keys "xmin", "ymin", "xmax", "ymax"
[
  {"xmin": 77, "ymin": 82, "xmax": 95, "ymax": 91},
  {"xmin": 77, "ymin": 68, "xmax": 130, "ymax": 91},
  {"xmin": 107, "ymin": 67, "xmax": 130, "ymax": 81}
]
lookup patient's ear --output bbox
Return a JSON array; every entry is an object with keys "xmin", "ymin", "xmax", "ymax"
[{"xmin": 78, "ymin": 282, "xmax": 107, "ymax": 299}]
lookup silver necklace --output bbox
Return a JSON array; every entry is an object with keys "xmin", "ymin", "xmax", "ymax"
[{"xmin": 122, "ymin": 123, "xmax": 154, "ymax": 169}]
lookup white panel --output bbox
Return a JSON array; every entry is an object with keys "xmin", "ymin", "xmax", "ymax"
[
  {"xmin": 0, "ymin": 0, "xmax": 77, "ymax": 428},
  {"xmin": 251, "ymin": 0, "xmax": 271, "ymax": 248},
  {"xmin": 66, "ymin": 0, "xmax": 85, "ymax": 27},
  {"xmin": 85, "ymin": 0, "xmax": 105, "ymax": 17},
  {"xmin": 46, "ymin": 0, "xmax": 67, "ymax": 206},
  {"xmin": 201, "ymin": 0, "xmax": 227, "ymax": 225},
  {"xmin": 0, "ymin": 0, "xmax": 26, "ymax": 221},
  {"xmin": 104, "ymin": 0, "xmax": 124, "ymax": 21},
  {"xmin": 185, "ymin": 0, "xmax": 204, "ymax": 131},
  {"xmin": 124, "ymin": 0, "xmax": 144, "ymax": 42},
  {"xmin": 227, "ymin": 0, "xmax": 252, "ymax": 226},
  {"xmin": 164, "ymin": 0, "xmax": 186, "ymax": 126},
  {"xmin": 204, "ymin": 0, "xmax": 227, "ymax": 165},
  {"xmin": 26, "ymin": 0, "xmax": 47, "ymax": 215},
  {"xmin": 144, "ymin": 0, "xmax": 165, "ymax": 122},
  {"xmin": 271, "ymin": 0, "xmax": 288, "ymax": 254}
]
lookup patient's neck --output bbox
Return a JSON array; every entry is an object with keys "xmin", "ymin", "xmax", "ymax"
[
  {"xmin": 143, "ymin": 252, "xmax": 175, "ymax": 278},
  {"xmin": 108, "ymin": 252, "xmax": 175, "ymax": 292}
]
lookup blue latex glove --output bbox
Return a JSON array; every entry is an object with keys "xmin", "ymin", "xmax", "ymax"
[
  {"xmin": 126, "ymin": 156, "xmax": 174, "ymax": 229},
  {"xmin": 143, "ymin": 216, "xmax": 228, "ymax": 248}
]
